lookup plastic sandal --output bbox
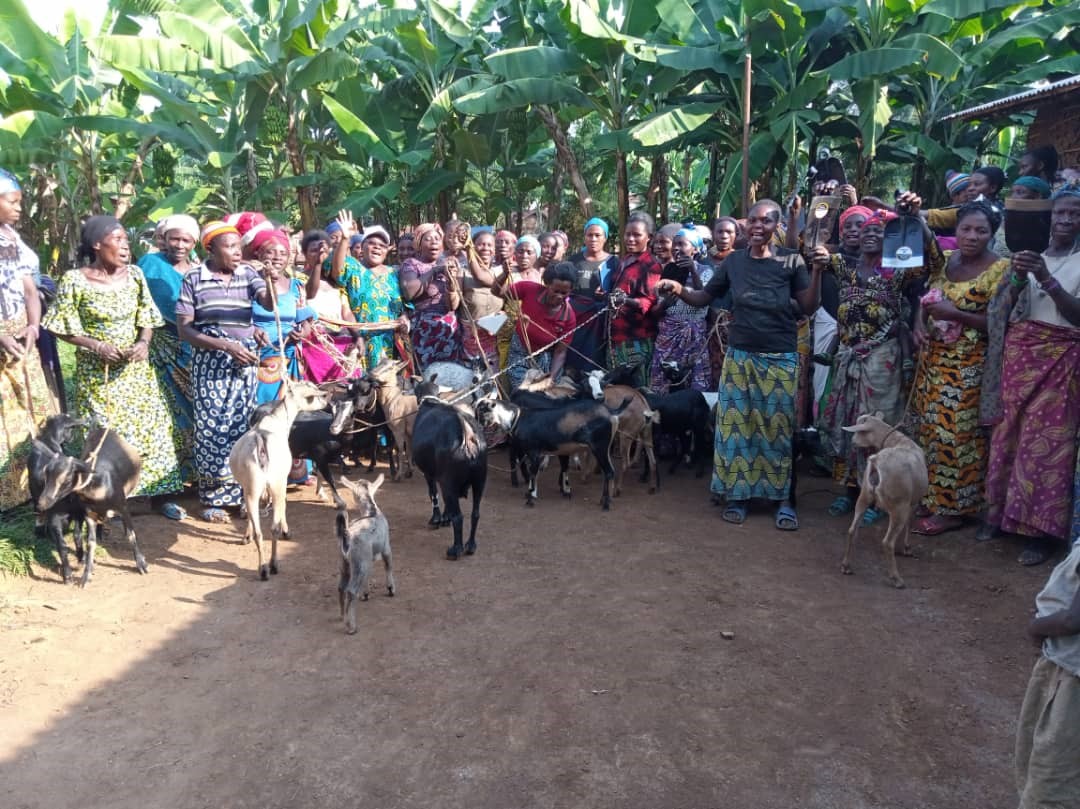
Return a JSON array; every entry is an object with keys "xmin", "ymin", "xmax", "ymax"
[
  {"xmin": 828, "ymin": 495, "xmax": 854, "ymax": 517},
  {"xmin": 722, "ymin": 502, "xmax": 749, "ymax": 525},
  {"xmin": 775, "ymin": 504, "xmax": 799, "ymax": 531},
  {"xmin": 160, "ymin": 502, "xmax": 187, "ymax": 521},
  {"xmin": 861, "ymin": 506, "xmax": 884, "ymax": 526},
  {"xmin": 200, "ymin": 508, "xmax": 231, "ymax": 524}
]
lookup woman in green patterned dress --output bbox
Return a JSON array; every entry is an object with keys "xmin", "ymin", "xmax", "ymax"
[{"xmin": 43, "ymin": 216, "xmax": 183, "ymax": 498}]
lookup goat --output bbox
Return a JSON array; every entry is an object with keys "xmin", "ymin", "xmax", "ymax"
[
  {"xmin": 477, "ymin": 396, "xmax": 631, "ymax": 511},
  {"xmin": 335, "ymin": 474, "xmax": 395, "ymax": 634},
  {"xmin": 422, "ymin": 358, "xmax": 488, "ymax": 394},
  {"xmin": 229, "ymin": 382, "xmax": 331, "ymax": 580},
  {"xmin": 369, "ymin": 359, "xmax": 419, "ymax": 481},
  {"xmin": 840, "ymin": 413, "xmax": 929, "ymax": 589},
  {"xmin": 411, "ymin": 380, "xmax": 487, "ymax": 559},
  {"xmin": 35, "ymin": 425, "xmax": 143, "ymax": 588},
  {"xmin": 29, "ymin": 414, "xmax": 88, "ymax": 584},
  {"xmin": 645, "ymin": 387, "xmax": 711, "ymax": 478},
  {"xmin": 585, "ymin": 370, "xmax": 659, "ymax": 494}
]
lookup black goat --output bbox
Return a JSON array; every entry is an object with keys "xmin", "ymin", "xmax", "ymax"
[
  {"xmin": 29, "ymin": 414, "xmax": 88, "ymax": 584},
  {"xmin": 411, "ymin": 380, "xmax": 487, "ymax": 560},
  {"xmin": 35, "ymin": 426, "xmax": 143, "ymax": 588},
  {"xmin": 477, "ymin": 395, "xmax": 631, "ymax": 511},
  {"xmin": 644, "ymin": 388, "xmax": 711, "ymax": 477}
]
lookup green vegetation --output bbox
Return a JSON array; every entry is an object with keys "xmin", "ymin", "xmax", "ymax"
[
  {"xmin": 0, "ymin": 506, "xmax": 55, "ymax": 576},
  {"xmin": 1, "ymin": 0, "xmax": 1078, "ymax": 264}
]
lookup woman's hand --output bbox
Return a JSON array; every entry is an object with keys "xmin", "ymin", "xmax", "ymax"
[
  {"xmin": 0, "ymin": 334, "xmax": 25, "ymax": 358},
  {"xmin": 1013, "ymin": 251, "xmax": 1049, "ymax": 284},
  {"xmin": 838, "ymin": 184, "xmax": 859, "ymax": 207},
  {"xmin": 253, "ymin": 328, "xmax": 270, "ymax": 348},
  {"xmin": 94, "ymin": 340, "xmax": 125, "ymax": 363},
  {"xmin": 896, "ymin": 191, "xmax": 923, "ymax": 216},
  {"xmin": 223, "ymin": 340, "xmax": 259, "ymax": 365},
  {"xmin": 924, "ymin": 299, "xmax": 960, "ymax": 321},
  {"xmin": 337, "ymin": 209, "xmax": 357, "ymax": 237},
  {"xmin": 291, "ymin": 321, "xmax": 312, "ymax": 343},
  {"xmin": 656, "ymin": 279, "xmax": 684, "ymax": 297},
  {"xmin": 809, "ymin": 246, "xmax": 831, "ymax": 269},
  {"xmin": 125, "ymin": 339, "xmax": 149, "ymax": 363}
]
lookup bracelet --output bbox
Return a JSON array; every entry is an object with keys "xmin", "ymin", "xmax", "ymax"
[
  {"xmin": 1041, "ymin": 278, "xmax": 1062, "ymax": 294},
  {"xmin": 1009, "ymin": 273, "xmax": 1028, "ymax": 288}
]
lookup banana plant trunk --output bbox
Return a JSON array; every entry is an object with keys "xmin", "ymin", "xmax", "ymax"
[
  {"xmin": 536, "ymin": 106, "xmax": 594, "ymax": 219},
  {"xmin": 286, "ymin": 111, "xmax": 316, "ymax": 231},
  {"xmin": 616, "ymin": 149, "xmax": 629, "ymax": 239}
]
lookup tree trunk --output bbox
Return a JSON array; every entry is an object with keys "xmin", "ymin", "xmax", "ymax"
[
  {"xmin": 645, "ymin": 154, "xmax": 663, "ymax": 220},
  {"xmin": 286, "ymin": 109, "xmax": 316, "ymax": 231},
  {"xmin": 705, "ymin": 144, "xmax": 720, "ymax": 221},
  {"xmin": 114, "ymin": 138, "xmax": 158, "ymax": 222},
  {"xmin": 77, "ymin": 132, "xmax": 103, "ymax": 216},
  {"xmin": 536, "ymin": 105, "xmax": 594, "ymax": 219},
  {"xmin": 616, "ymin": 149, "xmax": 629, "ymax": 238},
  {"xmin": 548, "ymin": 157, "xmax": 564, "ymax": 231}
]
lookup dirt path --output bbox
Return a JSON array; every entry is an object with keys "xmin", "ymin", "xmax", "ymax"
[{"xmin": 0, "ymin": 460, "xmax": 1042, "ymax": 809}]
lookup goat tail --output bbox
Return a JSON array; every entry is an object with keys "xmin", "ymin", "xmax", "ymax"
[
  {"xmin": 866, "ymin": 453, "xmax": 881, "ymax": 492},
  {"xmin": 253, "ymin": 431, "xmax": 270, "ymax": 471},
  {"xmin": 336, "ymin": 511, "xmax": 351, "ymax": 558},
  {"xmin": 460, "ymin": 417, "xmax": 481, "ymax": 460}
]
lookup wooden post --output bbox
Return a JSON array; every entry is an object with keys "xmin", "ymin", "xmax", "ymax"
[{"xmin": 741, "ymin": 28, "xmax": 752, "ymax": 217}]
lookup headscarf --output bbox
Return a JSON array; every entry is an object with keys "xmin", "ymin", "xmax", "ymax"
[
  {"xmin": 552, "ymin": 229, "xmax": 569, "ymax": 249},
  {"xmin": 516, "ymin": 234, "xmax": 541, "ymax": 254},
  {"xmin": 78, "ymin": 215, "xmax": 124, "ymax": 264},
  {"xmin": 241, "ymin": 219, "xmax": 274, "ymax": 252},
  {"xmin": 583, "ymin": 217, "xmax": 609, "ymax": 238},
  {"xmin": 945, "ymin": 170, "xmax": 970, "ymax": 196},
  {"xmin": 496, "ymin": 229, "xmax": 517, "ymax": 242},
  {"xmin": 201, "ymin": 220, "xmax": 239, "ymax": 252},
  {"xmin": 249, "ymin": 228, "xmax": 290, "ymax": 255},
  {"xmin": 349, "ymin": 234, "xmax": 364, "ymax": 249},
  {"xmin": 413, "ymin": 222, "xmax": 443, "ymax": 247},
  {"xmin": 862, "ymin": 210, "xmax": 898, "ymax": 229},
  {"xmin": 0, "ymin": 169, "xmax": 22, "ymax": 195},
  {"xmin": 1052, "ymin": 182, "xmax": 1080, "ymax": 201},
  {"xmin": 1013, "ymin": 176, "xmax": 1052, "ymax": 199},
  {"xmin": 325, "ymin": 220, "xmax": 343, "ymax": 236},
  {"xmin": 840, "ymin": 205, "xmax": 875, "ymax": 230},
  {"xmin": 675, "ymin": 227, "xmax": 704, "ymax": 253},
  {"xmin": 157, "ymin": 214, "xmax": 200, "ymax": 243},
  {"xmin": 657, "ymin": 223, "xmax": 682, "ymax": 240},
  {"xmin": 225, "ymin": 211, "xmax": 266, "ymax": 236}
]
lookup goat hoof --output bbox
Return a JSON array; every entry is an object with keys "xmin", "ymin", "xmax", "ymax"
[
  {"xmin": 446, "ymin": 545, "xmax": 463, "ymax": 560},
  {"xmin": 259, "ymin": 566, "xmax": 269, "ymax": 581},
  {"xmin": 136, "ymin": 560, "xmax": 149, "ymax": 575},
  {"xmin": 465, "ymin": 541, "xmax": 476, "ymax": 556},
  {"xmin": 75, "ymin": 549, "xmax": 84, "ymax": 563},
  {"xmin": 439, "ymin": 516, "xmax": 452, "ymax": 527},
  {"xmin": 345, "ymin": 624, "xmax": 358, "ymax": 635},
  {"xmin": 601, "ymin": 501, "xmax": 611, "ymax": 512},
  {"xmin": 281, "ymin": 531, "xmax": 290, "ymax": 541},
  {"xmin": 387, "ymin": 587, "xmax": 395, "ymax": 596},
  {"xmin": 269, "ymin": 562, "xmax": 279, "ymax": 575},
  {"xmin": 648, "ymin": 486, "xmax": 656, "ymax": 494},
  {"xmin": 840, "ymin": 564, "xmax": 854, "ymax": 576},
  {"xmin": 361, "ymin": 593, "xmax": 369, "ymax": 601},
  {"xmin": 890, "ymin": 577, "xmax": 906, "ymax": 589}
]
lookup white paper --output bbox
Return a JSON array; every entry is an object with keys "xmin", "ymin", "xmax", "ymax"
[{"xmin": 476, "ymin": 312, "xmax": 508, "ymax": 335}]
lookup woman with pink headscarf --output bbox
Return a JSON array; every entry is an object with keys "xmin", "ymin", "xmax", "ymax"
[{"xmin": 399, "ymin": 222, "xmax": 462, "ymax": 367}]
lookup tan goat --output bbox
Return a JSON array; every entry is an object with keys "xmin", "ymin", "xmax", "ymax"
[
  {"xmin": 369, "ymin": 359, "xmax": 418, "ymax": 481},
  {"xmin": 840, "ymin": 413, "xmax": 929, "ymax": 589}
]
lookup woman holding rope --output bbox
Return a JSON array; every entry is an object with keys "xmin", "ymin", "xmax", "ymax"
[
  {"xmin": 0, "ymin": 168, "xmax": 60, "ymax": 511},
  {"xmin": 400, "ymin": 223, "xmax": 462, "ymax": 369},
  {"xmin": 45, "ymin": 215, "xmax": 184, "ymax": 501},
  {"xmin": 492, "ymin": 261, "xmax": 576, "ymax": 391},
  {"xmin": 299, "ymin": 228, "xmax": 364, "ymax": 383}
]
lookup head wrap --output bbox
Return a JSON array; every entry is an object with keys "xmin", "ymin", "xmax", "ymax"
[
  {"xmin": 249, "ymin": 228, "xmax": 290, "ymax": 255},
  {"xmin": 240, "ymin": 219, "xmax": 274, "ymax": 251},
  {"xmin": 201, "ymin": 220, "xmax": 239, "ymax": 251},
  {"xmin": 1013, "ymin": 176, "xmax": 1052, "ymax": 199},
  {"xmin": 496, "ymin": 229, "xmax": 517, "ymax": 242},
  {"xmin": 325, "ymin": 220, "xmax": 343, "ymax": 236},
  {"xmin": 839, "ymin": 205, "xmax": 875, "ymax": 230},
  {"xmin": 516, "ymin": 234, "xmax": 541, "ymax": 254},
  {"xmin": 470, "ymin": 225, "xmax": 494, "ymax": 238},
  {"xmin": 862, "ymin": 209, "xmax": 898, "ymax": 230},
  {"xmin": 675, "ymin": 227, "xmax": 704, "ymax": 253},
  {"xmin": 349, "ymin": 234, "xmax": 364, "ymax": 249},
  {"xmin": 158, "ymin": 214, "xmax": 200, "ymax": 243},
  {"xmin": 1052, "ymin": 182, "xmax": 1080, "ymax": 201},
  {"xmin": 0, "ymin": 169, "xmax": 22, "ymax": 195},
  {"xmin": 583, "ymin": 217, "xmax": 609, "ymax": 238},
  {"xmin": 79, "ymin": 215, "xmax": 124, "ymax": 264},
  {"xmin": 552, "ymin": 229, "xmax": 569, "ymax": 249},
  {"xmin": 945, "ymin": 170, "xmax": 970, "ymax": 196},
  {"xmin": 362, "ymin": 225, "xmax": 391, "ymax": 244},
  {"xmin": 657, "ymin": 223, "xmax": 682, "ymax": 239},
  {"xmin": 413, "ymin": 222, "xmax": 443, "ymax": 248},
  {"xmin": 225, "ymin": 211, "xmax": 266, "ymax": 236}
]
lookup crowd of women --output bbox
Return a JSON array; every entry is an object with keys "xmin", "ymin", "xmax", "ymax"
[{"xmin": 0, "ymin": 142, "xmax": 1078, "ymax": 567}]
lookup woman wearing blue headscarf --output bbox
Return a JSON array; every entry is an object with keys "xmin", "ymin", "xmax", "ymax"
[
  {"xmin": 649, "ymin": 227, "xmax": 713, "ymax": 393},
  {"xmin": 565, "ymin": 217, "xmax": 618, "ymax": 371}
]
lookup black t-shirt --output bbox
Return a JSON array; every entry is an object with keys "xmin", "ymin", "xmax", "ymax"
[{"xmin": 703, "ymin": 247, "xmax": 809, "ymax": 353}]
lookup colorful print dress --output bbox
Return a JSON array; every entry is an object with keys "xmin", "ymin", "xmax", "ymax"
[
  {"xmin": 911, "ymin": 254, "xmax": 1008, "ymax": 517},
  {"xmin": 340, "ymin": 260, "xmax": 404, "ymax": 370},
  {"xmin": 43, "ymin": 266, "xmax": 183, "ymax": 497}
]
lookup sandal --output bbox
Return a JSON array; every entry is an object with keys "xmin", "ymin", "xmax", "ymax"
[
  {"xmin": 912, "ymin": 515, "xmax": 963, "ymax": 536},
  {"xmin": 1018, "ymin": 539, "xmax": 1053, "ymax": 567},
  {"xmin": 775, "ymin": 504, "xmax": 799, "ymax": 531},
  {"xmin": 861, "ymin": 506, "xmax": 884, "ymax": 526},
  {"xmin": 975, "ymin": 522, "xmax": 1000, "ymax": 543},
  {"xmin": 200, "ymin": 507, "xmax": 231, "ymax": 524},
  {"xmin": 160, "ymin": 502, "xmax": 187, "ymax": 521},
  {"xmin": 828, "ymin": 495, "xmax": 855, "ymax": 517},
  {"xmin": 722, "ymin": 501, "xmax": 749, "ymax": 525}
]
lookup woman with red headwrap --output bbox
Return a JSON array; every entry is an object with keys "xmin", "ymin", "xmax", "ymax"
[{"xmin": 820, "ymin": 194, "xmax": 941, "ymax": 519}]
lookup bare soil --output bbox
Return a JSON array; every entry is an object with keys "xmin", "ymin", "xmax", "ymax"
[{"xmin": 0, "ymin": 458, "xmax": 1044, "ymax": 809}]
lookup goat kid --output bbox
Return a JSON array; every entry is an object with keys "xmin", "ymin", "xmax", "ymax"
[
  {"xmin": 229, "ymin": 382, "xmax": 331, "ymax": 580},
  {"xmin": 35, "ymin": 426, "xmax": 143, "ymax": 588},
  {"xmin": 29, "ymin": 414, "xmax": 89, "ymax": 584},
  {"xmin": 840, "ymin": 413, "xmax": 929, "ymax": 589},
  {"xmin": 336, "ymin": 474, "xmax": 395, "ymax": 634},
  {"xmin": 369, "ymin": 359, "xmax": 419, "ymax": 481},
  {"xmin": 585, "ymin": 370, "xmax": 659, "ymax": 494}
]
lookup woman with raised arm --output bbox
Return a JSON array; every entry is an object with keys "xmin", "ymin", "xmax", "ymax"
[{"xmin": 399, "ymin": 223, "xmax": 461, "ymax": 368}]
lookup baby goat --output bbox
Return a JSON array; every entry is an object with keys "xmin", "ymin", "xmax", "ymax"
[
  {"xmin": 336, "ymin": 475, "xmax": 395, "ymax": 635},
  {"xmin": 840, "ymin": 413, "xmax": 928, "ymax": 589}
]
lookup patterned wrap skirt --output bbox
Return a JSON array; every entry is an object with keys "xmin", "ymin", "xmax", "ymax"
[
  {"xmin": 712, "ymin": 348, "xmax": 798, "ymax": 503},
  {"xmin": 191, "ymin": 327, "xmax": 258, "ymax": 507},
  {"xmin": 648, "ymin": 316, "xmax": 710, "ymax": 394},
  {"xmin": 0, "ymin": 312, "xmax": 60, "ymax": 510},
  {"xmin": 411, "ymin": 309, "xmax": 461, "ymax": 369},
  {"xmin": 609, "ymin": 338, "xmax": 654, "ymax": 389},
  {"xmin": 149, "ymin": 326, "xmax": 194, "ymax": 483}
]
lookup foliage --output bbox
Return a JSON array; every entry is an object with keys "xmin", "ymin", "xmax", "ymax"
[{"xmin": 0, "ymin": 0, "xmax": 1077, "ymax": 260}]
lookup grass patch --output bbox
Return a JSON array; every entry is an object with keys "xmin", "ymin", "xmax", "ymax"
[{"xmin": 0, "ymin": 505, "xmax": 56, "ymax": 576}]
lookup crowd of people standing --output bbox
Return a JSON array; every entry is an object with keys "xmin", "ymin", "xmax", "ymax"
[{"xmin": 1, "ymin": 146, "xmax": 1079, "ymax": 565}]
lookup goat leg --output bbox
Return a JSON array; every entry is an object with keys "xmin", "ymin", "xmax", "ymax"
[
  {"xmin": 120, "ymin": 509, "xmax": 148, "ymax": 575},
  {"xmin": 465, "ymin": 480, "xmax": 483, "ymax": 556},
  {"xmin": 382, "ymin": 547, "xmax": 396, "ymax": 595},
  {"xmin": 842, "ymin": 488, "xmax": 874, "ymax": 576},
  {"xmin": 48, "ymin": 513, "xmax": 72, "ymax": 584},
  {"xmin": 425, "ymin": 475, "xmax": 442, "ymax": 527},
  {"xmin": 445, "ymin": 494, "xmax": 464, "ymax": 560},
  {"xmin": 78, "ymin": 520, "xmax": 100, "ymax": 588},
  {"xmin": 558, "ymin": 455, "xmax": 572, "ymax": 498},
  {"xmin": 338, "ymin": 557, "xmax": 350, "ymax": 620},
  {"xmin": 882, "ymin": 513, "xmax": 907, "ymax": 589}
]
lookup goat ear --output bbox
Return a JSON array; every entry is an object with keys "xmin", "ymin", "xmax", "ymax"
[
  {"xmin": 428, "ymin": 372, "xmax": 438, "ymax": 384},
  {"xmin": 841, "ymin": 424, "xmax": 858, "ymax": 433},
  {"xmin": 872, "ymin": 410, "xmax": 885, "ymax": 420},
  {"xmin": 340, "ymin": 477, "xmax": 360, "ymax": 495},
  {"xmin": 335, "ymin": 512, "xmax": 348, "ymax": 544},
  {"xmin": 370, "ymin": 473, "xmax": 385, "ymax": 493}
]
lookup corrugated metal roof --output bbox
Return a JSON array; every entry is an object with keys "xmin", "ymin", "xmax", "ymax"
[{"xmin": 941, "ymin": 74, "xmax": 1080, "ymax": 122}]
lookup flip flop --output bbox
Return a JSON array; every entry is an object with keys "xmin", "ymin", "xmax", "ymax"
[
  {"xmin": 775, "ymin": 504, "xmax": 799, "ymax": 531},
  {"xmin": 1018, "ymin": 540, "xmax": 1053, "ymax": 567},
  {"xmin": 160, "ymin": 502, "xmax": 187, "ymax": 521},
  {"xmin": 828, "ymin": 495, "xmax": 854, "ymax": 517},
  {"xmin": 201, "ymin": 507, "xmax": 231, "ymax": 524},
  {"xmin": 862, "ymin": 506, "xmax": 884, "ymax": 526},
  {"xmin": 975, "ymin": 522, "xmax": 1000, "ymax": 543},
  {"xmin": 912, "ymin": 515, "xmax": 962, "ymax": 536},
  {"xmin": 722, "ymin": 502, "xmax": 749, "ymax": 525}
]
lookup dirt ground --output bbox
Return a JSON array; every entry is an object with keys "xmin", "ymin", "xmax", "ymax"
[{"xmin": 0, "ymin": 455, "xmax": 1047, "ymax": 809}]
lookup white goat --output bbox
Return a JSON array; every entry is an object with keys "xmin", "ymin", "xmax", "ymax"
[
  {"xmin": 229, "ymin": 381, "xmax": 331, "ymax": 580},
  {"xmin": 336, "ymin": 474, "xmax": 395, "ymax": 634}
]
